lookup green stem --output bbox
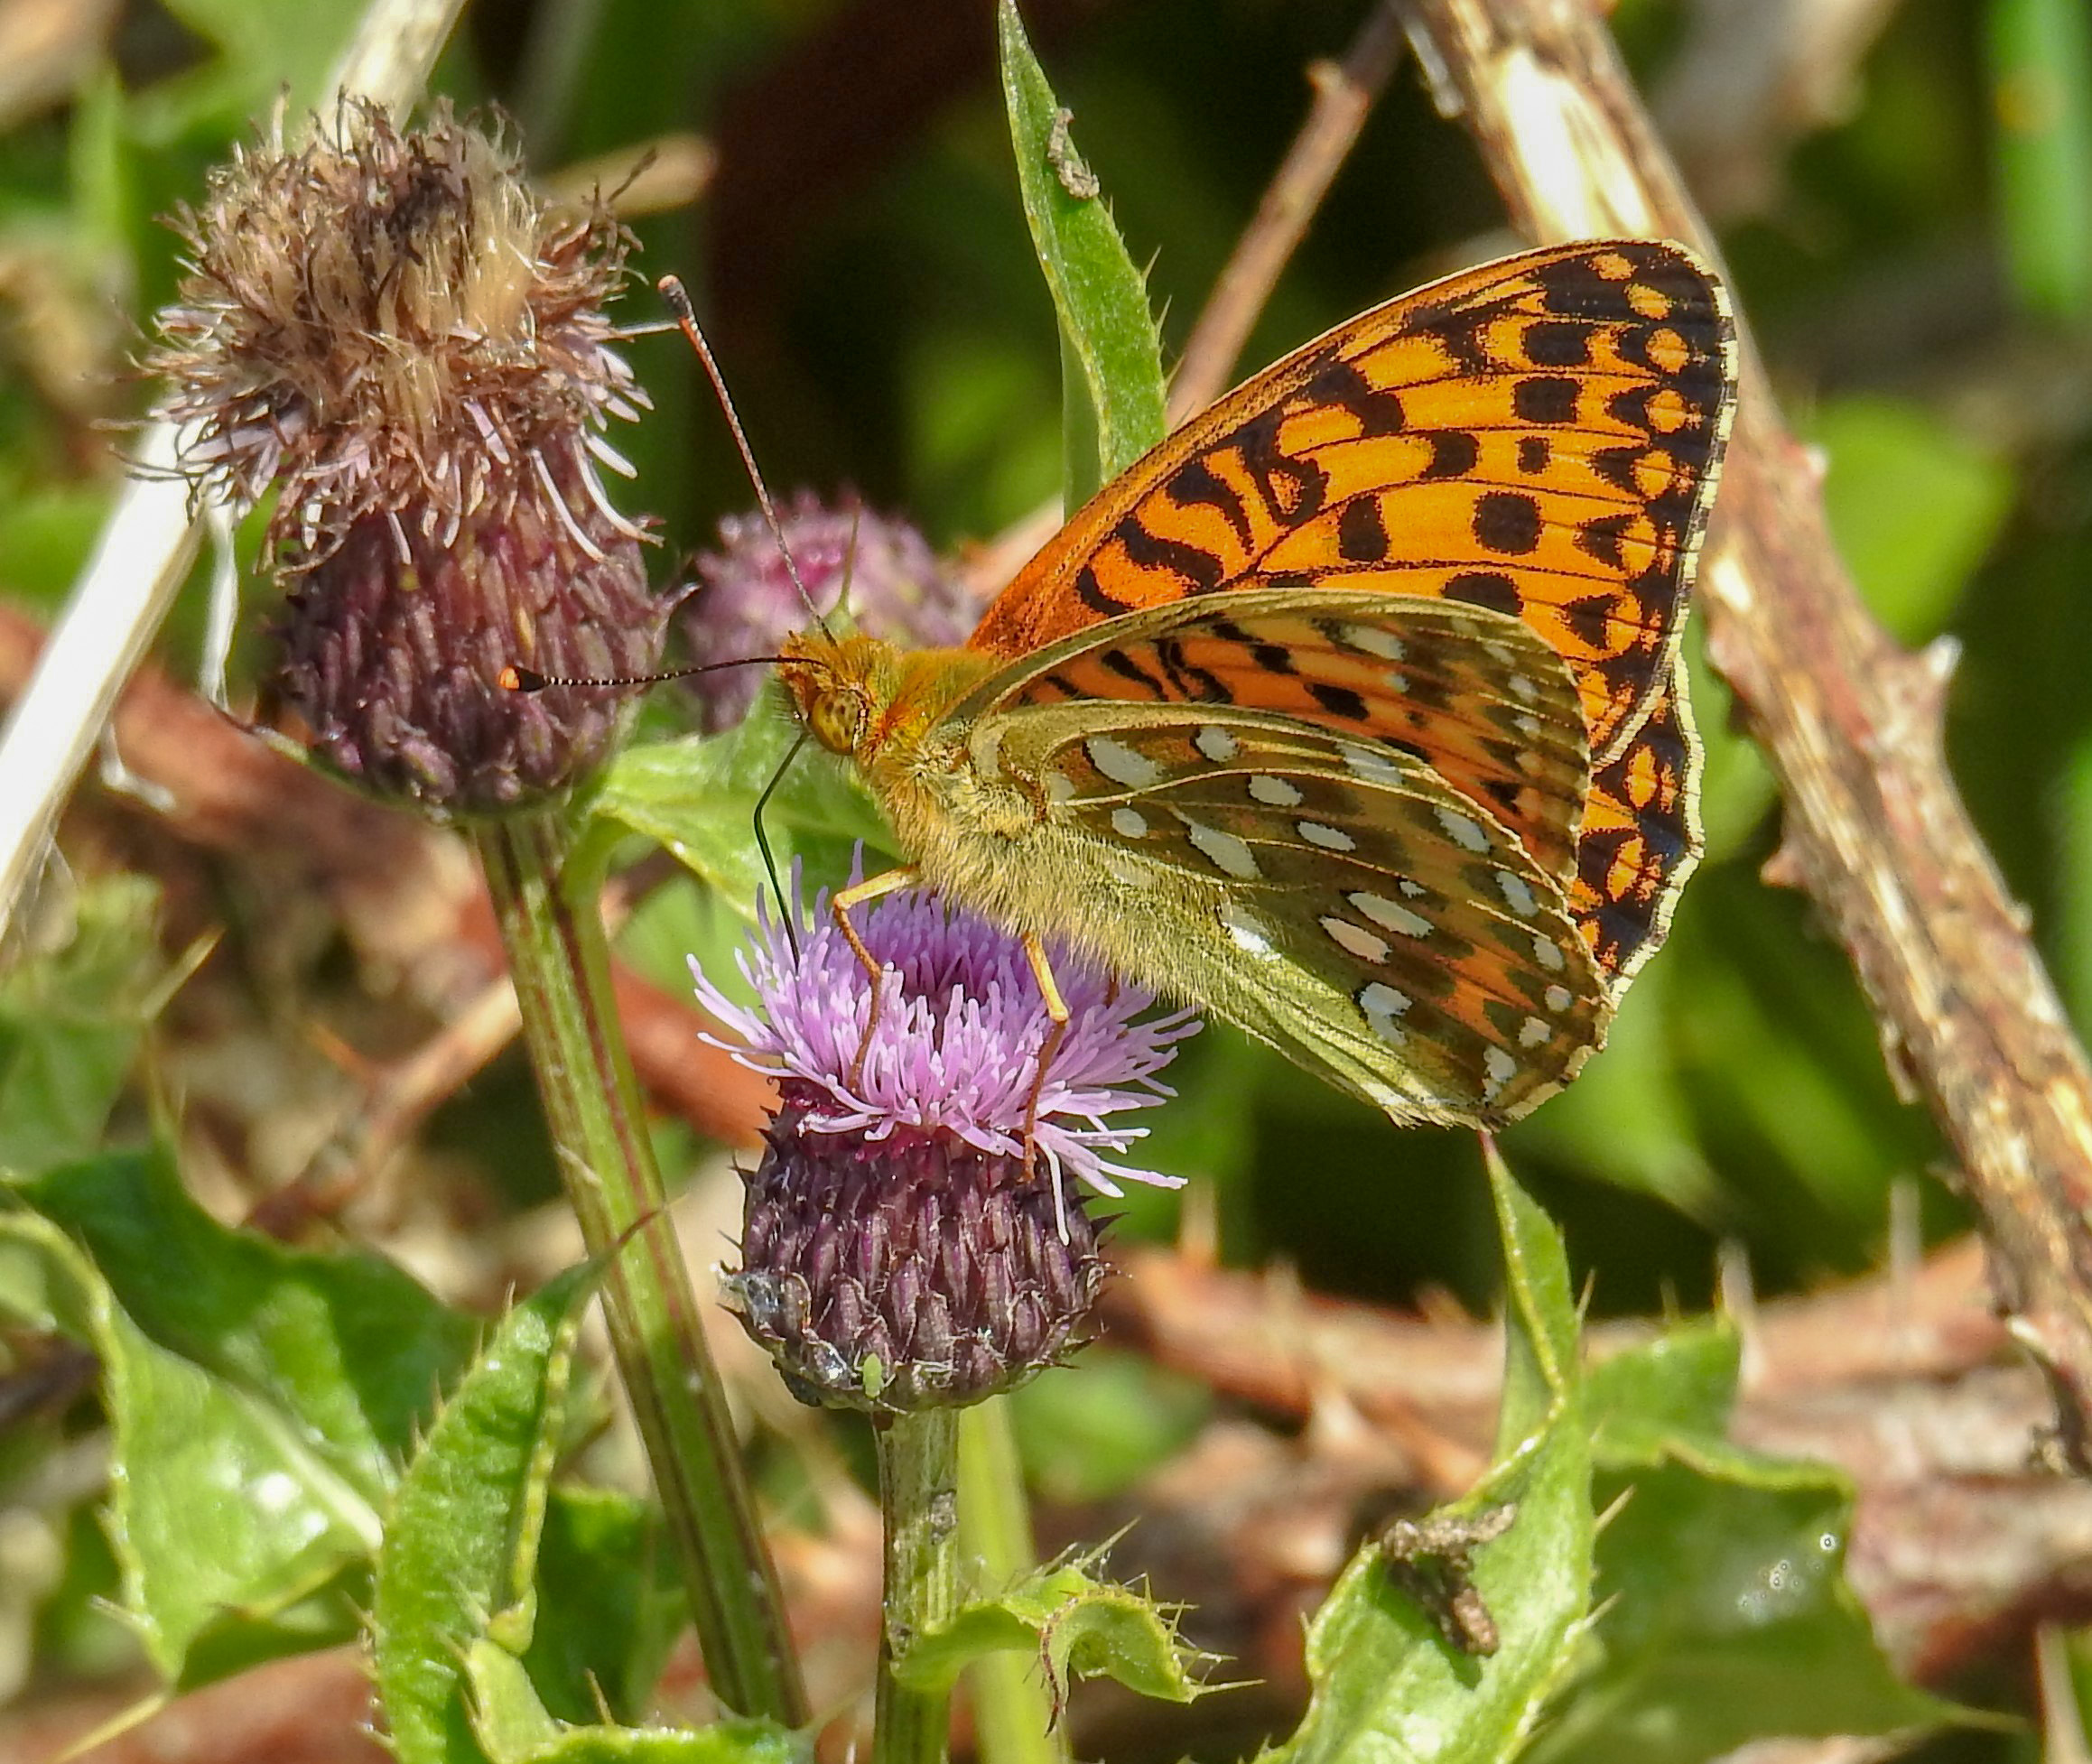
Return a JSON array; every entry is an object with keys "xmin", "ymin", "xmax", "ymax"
[
  {"xmin": 475, "ymin": 815, "xmax": 807, "ymax": 1725},
  {"xmin": 958, "ymin": 1400, "xmax": 1065, "ymax": 1764},
  {"xmin": 874, "ymin": 1408, "xmax": 962, "ymax": 1764}
]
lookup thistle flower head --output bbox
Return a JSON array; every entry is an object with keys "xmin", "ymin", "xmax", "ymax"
[
  {"xmin": 692, "ymin": 865, "xmax": 1197, "ymax": 1413},
  {"xmin": 144, "ymin": 100, "xmax": 664, "ymax": 813},
  {"xmin": 679, "ymin": 493, "xmax": 972, "ymax": 730}
]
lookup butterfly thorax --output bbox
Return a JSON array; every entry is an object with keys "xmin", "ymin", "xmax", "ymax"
[{"xmin": 778, "ymin": 627, "xmax": 1002, "ymax": 774}]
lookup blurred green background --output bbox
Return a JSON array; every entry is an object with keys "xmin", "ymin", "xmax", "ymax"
[{"xmin": 3, "ymin": 0, "xmax": 2091, "ymax": 1750}]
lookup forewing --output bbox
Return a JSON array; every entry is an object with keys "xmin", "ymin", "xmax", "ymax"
[
  {"xmin": 1568, "ymin": 664, "xmax": 1703, "ymax": 997},
  {"xmin": 992, "ymin": 703, "xmax": 1611, "ymax": 1127},
  {"xmin": 971, "ymin": 239, "xmax": 1736, "ymax": 763},
  {"xmin": 964, "ymin": 584, "xmax": 1592, "ymax": 882}
]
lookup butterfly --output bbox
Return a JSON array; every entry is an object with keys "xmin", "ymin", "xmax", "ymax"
[{"xmin": 776, "ymin": 240, "xmax": 1735, "ymax": 1130}]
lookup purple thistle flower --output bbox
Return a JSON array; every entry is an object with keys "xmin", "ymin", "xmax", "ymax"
[
  {"xmin": 691, "ymin": 863, "xmax": 1198, "ymax": 1413},
  {"xmin": 678, "ymin": 493, "xmax": 972, "ymax": 731}
]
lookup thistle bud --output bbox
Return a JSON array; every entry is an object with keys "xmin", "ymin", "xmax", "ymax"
[
  {"xmin": 678, "ymin": 493, "xmax": 972, "ymax": 732},
  {"xmin": 146, "ymin": 100, "xmax": 663, "ymax": 813},
  {"xmin": 691, "ymin": 868, "xmax": 1198, "ymax": 1415}
]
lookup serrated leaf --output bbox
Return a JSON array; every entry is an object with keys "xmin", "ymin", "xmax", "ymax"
[
  {"xmin": 467, "ymin": 1629, "xmax": 809, "ymax": 1764},
  {"xmin": 13, "ymin": 1146, "xmax": 477, "ymax": 1498},
  {"xmin": 592, "ymin": 686, "xmax": 891, "ymax": 917},
  {"xmin": 997, "ymin": 0, "xmax": 1166, "ymax": 498},
  {"xmin": 892, "ymin": 1556, "xmax": 1209, "ymax": 1709},
  {"xmin": 1265, "ymin": 1144, "xmax": 1592, "ymax": 1764},
  {"xmin": 0, "ymin": 1208, "xmax": 376, "ymax": 1686},
  {"xmin": 1526, "ymin": 1318, "xmax": 1961, "ymax": 1764},
  {"xmin": 372, "ymin": 1266, "xmax": 594, "ymax": 1764},
  {"xmin": 0, "ymin": 875, "xmax": 164, "ymax": 1174}
]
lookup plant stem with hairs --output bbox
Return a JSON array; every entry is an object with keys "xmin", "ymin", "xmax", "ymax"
[
  {"xmin": 875, "ymin": 1409, "xmax": 962, "ymax": 1764},
  {"xmin": 479, "ymin": 817, "xmax": 807, "ymax": 1722}
]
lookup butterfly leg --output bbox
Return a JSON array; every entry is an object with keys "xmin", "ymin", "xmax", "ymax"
[
  {"xmin": 832, "ymin": 866, "xmax": 920, "ymax": 1089},
  {"xmin": 1018, "ymin": 932, "xmax": 1071, "ymax": 1177}
]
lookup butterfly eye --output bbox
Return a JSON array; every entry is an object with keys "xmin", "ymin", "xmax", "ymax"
[{"xmin": 805, "ymin": 685, "xmax": 867, "ymax": 756}]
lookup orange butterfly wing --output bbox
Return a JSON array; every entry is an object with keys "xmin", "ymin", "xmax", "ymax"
[
  {"xmin": 1568, "ymin": 664, "xmax": 1703, "ymax": 998},
  {"xmin": 968, "ymin": 240, "xmax": 1735, "ymax": 767}
]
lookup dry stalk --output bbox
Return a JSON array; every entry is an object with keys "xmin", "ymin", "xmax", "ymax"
[{"xmin": 1391, "ymin": 0, "xmax": 2092, "ymax": 1465}]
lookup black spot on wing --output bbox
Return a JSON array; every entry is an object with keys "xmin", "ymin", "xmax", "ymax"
[
  {"xmin": 1307, "ymin": 680, "xmax": 1370, "ymax": 721},
  {"xmin": 1512, "ymin": 376, "xmax": 1580, "ymax": 424},
  {"xmin": 1337, "ymin": 497, "xmax": 1391, "ymax": 563},
  {"xmin": 1076, "ymin": 564, "xmax": 1133, "ymax": 617},
  {"xmin": 1445, "ymin": 571, "xmax": 1524, "ymax": 617},
  {"xmin": 1166, "ymin": 452, "xmax": 1254, "ymax": 552},
  {"xmin": 1474, "ymin": 492, "xmax": 1542, "ymax": 556},
  {"xmin": 1099, "ymin": 646, "xmax": 1167, "ymax": 697},
  {"xmin": 1116, "ymin": 516, "xmax": 1227, "ymax": 592},
  {"xmin": 1419, "ymin": 430, "xmax": 1482, "ymax": 481}
]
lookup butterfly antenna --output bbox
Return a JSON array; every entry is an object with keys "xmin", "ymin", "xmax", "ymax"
[
  {"xmin": 753, "ymin": 727, "xmax": 812, "ymax": 958},
  {"xmin": 499, "ymin": 655, "xmax": 789, "ymax": 693},
  {"xmin": 656, "ymin": 274, "xmax": 832, "ymax": 635}
]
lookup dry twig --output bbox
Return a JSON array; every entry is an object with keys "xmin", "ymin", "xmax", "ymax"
[{"xmin": 1390, "ymin": 0, "xmax": 2092, "ymax": 1470}]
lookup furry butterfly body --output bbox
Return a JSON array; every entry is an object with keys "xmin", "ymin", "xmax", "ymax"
[{"xmin": 778, "ymin": 240, "xmax": 1736, "ymax": 1128}]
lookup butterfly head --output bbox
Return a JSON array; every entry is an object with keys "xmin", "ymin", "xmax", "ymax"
[{"xmin": 776, "ymin": 627, "xmax": 897, "ymax": 758}]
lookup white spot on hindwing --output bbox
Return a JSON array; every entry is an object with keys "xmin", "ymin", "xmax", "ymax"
[
  {"xmin": 1434, "ymin": 805, "xmax": 1491, "ymax": 852},
  {"xmin": 1248, "ymin": 775, "xmax": 1304, "ymax": 807},
  {"xmin": 1045, "ymin": 770, "xmax": 1077, "ymax": 804},
  {"xmin": 1340, "ymin": 624, "xmax": 1407, "ymax": 661},
  {"xmin": 1180, "ymin": 816, "xmax": 1260, "ymax": 879},
  {"xmin": 1349, "ymin": 890, "xmax": 1433, "ymax": 939},
  {"xmin": 1483, "ymin": 1045, "xmax": 1518, "ymax": 1098},
  {"xmin": 1357, "ymin": 981, "xmax": 1412, "ymax": 1043},
  {"xmin": 1194, "ymin": 725, "xmax": 1239, "ymax": 763},
  {"xmin": 1519, "ymin": 1016, "xmax": 1551, "ymax": 1048},
  {"xmin": 1320, "ymin": 915, "xmax": 1390, "ymax": 963},
  {"xmin": 1532, "ymin": 933, "xmax": 1567, "ymax": 972},
  {"xmin": 1111, "ymin": 806, "xmax": 1149, "ymax": 839},
  {"xmin": 1086, "ymin": 735, "xmax": 1164, "ymax": 789},
  {"xmin": 1496, "ymin": 868, "xmax": 1540, "ymax": 919},
  {"xmin": 1297, "ymin": 821, "xmax": 1356, "ymax": 852},
  {"xmin": 1221, "ymin": 902, "xmax": 1278, "ymax": 958},
  {"xmin": 1544, "ymin": 983, "xmax": 1573, "ymax": 1014},
  {"xmin": 1341, "ymin": 743, "xmax": 1407, "ymax": 787}
]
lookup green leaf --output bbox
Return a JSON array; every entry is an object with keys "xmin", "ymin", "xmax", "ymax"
[
  {"xmin": 469, "ymin": 1630, "xmax": 806, "ymax": 1764},
  {"xmin": 1264, "ymin": 1144, "xmax": 1593, "ymax": 1764},
  {"xmin": 466, "ymin": 1629, "xmax": 810, "ymax": 1764},
  {"xmin": 0, "ymin": 874, "xmax": 164, "ymax": 1174},
  {"xmin": 996, "ymin": 0, "xmax": 1166, "ymax": 499},
  {"xmin": 523, "ymin": 1487, "xmax": 684, "ymax": 1725},
  {"xmin": 1523, "ymin": 1318, "xmax": 1961, "ymax": 1764},
  {"xmin": 0, "ymin": 1204, "xmax": 378, "ymax": 1686},
  {"xmin": 592, "ymin": 686, "xmax": 891, "ymax": 917},
  {"xmin": 893, "ymin": 1555, "xmax": 1211, "ymax": 1709},
  {"xmin": 371, "ymin": 1265, "xmax": 595, "ymax": 1764},
  {"xmin": 13, "ymin": 1146, "xmax": 477, "ymax": 1499}
]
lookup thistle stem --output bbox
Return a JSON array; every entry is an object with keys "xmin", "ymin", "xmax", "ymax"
[
  {"xmin": 476, "ymin": 815, "xmax": 806, "ymax": 1725},
  {"xmin": 958, "ymin": 1400, "xmax": 1065, "ymax": 1764},
  {"xmin": 874, "ymin": 1407, "xmax": 962, "ymax": 1764}
]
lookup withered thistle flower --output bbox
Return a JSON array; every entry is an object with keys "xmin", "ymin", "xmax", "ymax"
[
  {"xmin": 146, "ymin": 100, "xmax": 664, "ymax": 813},
  {"xmin": 692, "ymin": 866, "xmax": 1197, "ymax": 1415},
  {"xmin": 678, "ymin": 492, "xmax": 972, "ymax": 731}
]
